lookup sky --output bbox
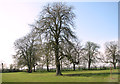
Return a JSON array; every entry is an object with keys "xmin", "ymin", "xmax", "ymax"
[
  {"xmin": 68, "ymin": 2, "xmax": 118, "ymax": 48},
  {"xmin": 0, "ymin": 0, "xmax": 118, "ymax": 68}
]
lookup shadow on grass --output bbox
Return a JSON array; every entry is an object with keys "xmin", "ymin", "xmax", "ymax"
[{"xmin": 63, "ymin": 72, "xmax": 120, "ymax": 77}]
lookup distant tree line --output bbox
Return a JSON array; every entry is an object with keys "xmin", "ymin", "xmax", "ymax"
[{"xmin": 9, "ymin": 2, "xmax": 119, "ymax": 76}]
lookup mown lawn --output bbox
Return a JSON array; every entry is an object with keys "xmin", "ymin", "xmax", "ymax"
[{"xmin": 2, "ymin": 69, "xmax": 119, "ymax": 82}]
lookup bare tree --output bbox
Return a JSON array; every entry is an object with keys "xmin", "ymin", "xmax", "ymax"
[
  {"xmin": 59, "ymin": 40, "xmax": 82, "ymax": 71},
  {"xmin": 34, "ymin": 3, "xmax": 76, "ymax": 75},
  {"xmin": 14, "ymin": 30, "xmax": 41, "ymax": 73},
  {"xmin": 41, "ymin": 42, "xmax": 54, "ymax": 72},
  {"xmin": 105, "ymin": 41, "xmax": 118, "ymax": 69},
  {"xmin": 83, "ymin": 41, "xmax": 100, "ymax": 70},
  {"xmin": 72, "ymin": 41, "xmax": 83, "ymax": 71}
]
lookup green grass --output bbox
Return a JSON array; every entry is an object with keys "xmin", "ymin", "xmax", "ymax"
[{"xmin": 2, "ymin": 69, "xmax": 119, "ymax": 82}]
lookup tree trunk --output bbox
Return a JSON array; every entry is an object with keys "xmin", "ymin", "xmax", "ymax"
[
  {"xmin": 113, "ymin": 55, "xmax": 116, "ymax": 69},
  {"xmin": 28, "ymin": 65, "xmax": 32, "ymax": 73},
  {"xmin": 55, "ymin": 52, "xmax": 62, "ymax": 75},
  {"xmin": 56, "ymin": 61, "xmax": 62, "ymax": 75},
  {"xmin": 47, "ymin": 63, "xmax": 49, "ymax": 72},
  {"xmin": 73, "ymin": 63, "xmax": 75, "ymax": 71},
  {"xmin": 88, "ymin": 52, "xmax": 91, "ymax": 70},
  {"xmin": 46, "ymin": 56, "xmax": 49, "ymax": 72},
  {"xmin": 33, "ymin": 65, "xmax": 36, "ymax": 72},
  {"xmin": 88, "ymin": 59, "xmax": 91, "ymax": 70},
  {"xmin": 113, "ymin": 63, "xmax": 116, "ymax": 69},
  {"xmin": 2, "ymin": 63, "xmax": 4, "ymax": 72},
  {"xmin": 55, "ymin": 40, "xmax": 62, "ymax": 76}
]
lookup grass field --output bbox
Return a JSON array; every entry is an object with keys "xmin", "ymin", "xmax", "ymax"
[{"xmin": 2, "ymin": 69, "xmax": 119, "ymax": 82}]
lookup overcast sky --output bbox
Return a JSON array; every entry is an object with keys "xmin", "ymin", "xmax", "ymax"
[{"xmin": 0, "ymin": 0, "xmax": 118, "ymax": 67}]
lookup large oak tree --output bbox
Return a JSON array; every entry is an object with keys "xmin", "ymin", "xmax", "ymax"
[{"xmin": 34, "ymin": 3, "xmax": 76, "ymax": 75}]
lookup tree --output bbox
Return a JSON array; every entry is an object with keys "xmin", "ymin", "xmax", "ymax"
[
  {"xmin": 42, "ymin": 42, "xmax": 54, "ymax": 72},
  {"xmin": 34, "ymin": 3, "xmax": 76, "ymax": 75},
  {"xmin": 2, "ymin": 63, "xmax": 4, "ymax": 72},
  {"xmin": 60, "ymin": 57, "xmax": 71, "ymax": 70},
  {"xmin": 72, "ymin": 41, "xmax": 83, "ymax": 71},
  {"xmin": 83, "ymin": 41, "xmax": 100, "ymax": 70},
  {"xmin": 14, "ymin": 30, "xmax": 41, "ymax": 73},
  {"xmin": 105, "ymin": 41, "xmax": 118, "ymax": 69},
  {"xmin": 61, "ymin": 41, "xmax": 82, "ymax": 71},
  {"xmin": 10, "ymin": 64, "xmax": 14, "ymax": 70}
]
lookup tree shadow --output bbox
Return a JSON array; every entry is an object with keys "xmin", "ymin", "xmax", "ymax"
[{"xmin": 63, "ymin": 72, "xmax": 120, "ymax": 77}]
